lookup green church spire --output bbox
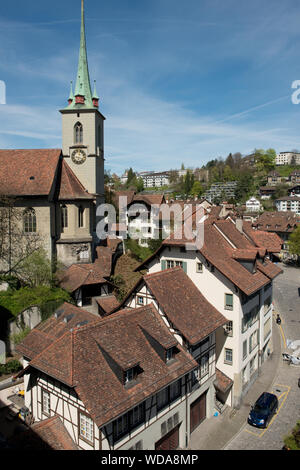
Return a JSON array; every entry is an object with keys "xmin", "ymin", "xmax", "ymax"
[{"xmin": 67, "ymin": 0, "xmax": 94, "ymax": 109}]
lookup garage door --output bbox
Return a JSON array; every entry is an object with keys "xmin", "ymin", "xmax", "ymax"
[
  {"xmin": 155, "ymin": 425, "xmax": 179, "ymax": 451},
  {"xmin": 190, "ymin": 392, "xmax": 206, "ymax": 433}
]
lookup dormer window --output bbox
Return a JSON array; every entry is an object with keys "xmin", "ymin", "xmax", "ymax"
[
  {"xmin": 125, "ymin": 368, "xmax": 135, "ymax": 384},
  {"xmin": 124, "ymin": 364, "xmax": 142, "ymax": 386},
  {"xmin": 166, "ymin": 347, "xmax": 174, "ymax": 362}
]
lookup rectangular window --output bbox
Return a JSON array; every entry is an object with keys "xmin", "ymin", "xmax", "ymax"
[
  {"xmin": 79, "ymin": 412, "xmax": 94, "ymax": 443},
  {"xmin": 225, "ymin": 321, "xmax": 233, "ymax": 336},
  {"xmin": 225, "ymin": 293, "xmax": 233, "ymax": 310},
  {"xmin": 129, "ymin": 403, "xmax": 145, "ymax": 429},
  {"xmin": 42, "ymin": 389, "xmax": 50, "ymax": 416},
  {"xmin": 157, "ymin": 388, "xmax": 169, "ymax": 411},
  {"xmin": 196, "ymin": 262, "xmax": 203, "ymax": 273},
  {"xmin": 114, "ymin": 414, "xmax": 128, "ymax": 440},
  {"xmin": 166, "ymin": 347, "xmax": 174, "ymax": 362},
  {"xmin": 200, "ymin": 353, "xmax": 209, "ymax": 377},
  {"xmin": 78, "ymin": 206, "xmax": 85, "ymax": 228},
  {"xmin": 128, "ymin": 441, "xmax": 143, "ymax": 451},
  {"xmin": 61, "ymin": 205, "xmax": 68, "ymax": 230},
  {"xmin": 125, "ymin": 368, "xmax": 135, "ymax": 384},
  {"xmin": 137, "ymin": 296, "xmax": 144, "ymax": 305},
  {"xmin": 243, "ymin": 340, "xmax": 247, "ymax": 360},
  {"xmin": 170, "ymin": 380, "xmax": 181, "ymax": 402},
  {"xmin": 224, "ymin": 348, "xmax": 233, "ymax": 365}
]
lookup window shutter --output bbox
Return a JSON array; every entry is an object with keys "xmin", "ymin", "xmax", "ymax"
[
  {"xmin": 182, "ymin": 262, "xmax": 187, "ymax": 274},
  {"xmin": 161, "ymin": 260, "xmax": 166, "ymax": 271}
]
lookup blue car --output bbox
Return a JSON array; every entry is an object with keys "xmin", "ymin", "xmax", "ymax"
[{"xmin": 248, "ymin": 392, "xmax": 278, "ymax": 429}]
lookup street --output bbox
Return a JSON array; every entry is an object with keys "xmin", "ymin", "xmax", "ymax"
[{"xmin": 225, "ymin": 264, "xmax": 300, "ymax": 450}]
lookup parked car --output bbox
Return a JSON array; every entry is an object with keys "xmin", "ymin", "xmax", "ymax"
[{"xmin": 248, "ymin": 392, "xmax": 278, "ymax": 429}]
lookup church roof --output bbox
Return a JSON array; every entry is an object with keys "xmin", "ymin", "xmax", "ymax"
[
  {"xmin": 0, "ymin": 149, "xmax": 61, "ymax": 197},
  {"xmin": 0, "ymin": 149, "xmax": 95, "ymax": 201},
  {"xmin": 58, "ymin": 159, "xmax": 95, "ymax": 200}
]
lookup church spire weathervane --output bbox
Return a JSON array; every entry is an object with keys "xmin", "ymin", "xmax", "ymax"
[{"xmin": 66, "ymin": 0, "xmax": 98, "ymax": 109}]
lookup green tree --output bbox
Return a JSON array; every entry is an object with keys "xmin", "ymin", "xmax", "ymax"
[
  {"xmin": 18, "ymin": 249, "xmax": 53, "ymax": 288},
  {"xmin": 190, "ymin": 181, "xmax": 203, "ymax": 198},
  {"xmin": 184, "ymin": 171, "xmax": 192, "ymax": 195},
  {"xmin": 288, "ymin": 226, "xmax": 300, "ymax": 256},
  {"xmin": 126, "ymin": 168, "xmax": 136, "ymax": 188},
  {"xmin": 235, "ymin": 174, "xmax": 255, "ymax": 203},
  {"xmin": 255, "ymin": 148, "xmax": 276, "ymax": 174},
  {"xmin": 223, "ymin": 165, "xmax": 234, "ymax": 182}
]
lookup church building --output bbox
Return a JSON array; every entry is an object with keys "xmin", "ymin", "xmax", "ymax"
[{"xmin": 0, "ymin": 0, "xmax": 105, "ymax": 268}]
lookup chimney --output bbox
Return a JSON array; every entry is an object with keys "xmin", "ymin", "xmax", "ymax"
[{"xmin": 235, "ymin": 218, "xmax": 243, "ymax": 233}]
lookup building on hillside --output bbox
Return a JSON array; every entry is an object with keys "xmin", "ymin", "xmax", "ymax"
[
  {"xmin": 246, "ymin": 197, "xmax": 261, "ymax": 213},
  {"xmin": 289, "ymin": 170, "xmax": 300, "ymax": 184},
  {"xmin": 16, "ymin": 302, "xmax": 201, "ymax": 450},
  {"xmin": 204, "ymin": 182, "xmax": 238, "ymax": 203},
  {"xmin": 259, "ymin": 186, "xmax": 276, "ymax": 200},
  {"xmin": 276, "ymin": 152, "xmax": 300, "ymax": 166},
  {"xmin": 288, "ymin": 185, "xmax": 300, "ymax": 197},
  {"xmin": 267, "ymin": 171, "xmax": 282, "ymax": 186},
  {"xmin": 0, "ymin": 0, "xmax": 105, "ymax": 268},
  {"xmin": 275, "ymin": 197, "xmax": 300, "ymax": 215},
  {"xmin": 138, "ymin": 172, "xmax": 170, "ymax": 188},
  {"xmin": 135, "ymin": 216, "xmax": 282, "ymax": 408}
]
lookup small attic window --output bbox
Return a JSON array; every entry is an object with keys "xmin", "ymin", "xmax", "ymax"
[
  {"xmin": 124, "ymin": 364, "xmax": 143, "ymax": 387},
  {"xmin": 166, "ymin": 347, "xmax": 174, "ymax": 362},
  {"xmin": 29, "ymin": 176, "xmax": 35, "ymax": 181},
  {"xmin": 166, "ymin": 346, "xmax": 179, "ymax": 364}
]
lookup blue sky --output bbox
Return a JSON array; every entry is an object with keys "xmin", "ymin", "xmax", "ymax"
[{"xmin": 1, "ymin": 0, "xmax": 300, "ymax": 174}]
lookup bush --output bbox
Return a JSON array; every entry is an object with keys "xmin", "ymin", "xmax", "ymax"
[
  {"xmin": 283, "ymin": 421, "xmax": 300, "ymax": 450},
  {"xmin": 0, "ymin": 286, "xmax": 71, "ymax": 318},
  {"xmin": 10, "ymin": 327, "xmax": 31, "ymax": 346},
  {"xmin": 0, "ymin": 359, "xmax": 22, "ymax": 376}
]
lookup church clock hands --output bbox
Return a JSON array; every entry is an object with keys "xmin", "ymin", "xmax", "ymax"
[{"xmin": 71, "ymin": 149, "xmax": 87, "ymax": 165}]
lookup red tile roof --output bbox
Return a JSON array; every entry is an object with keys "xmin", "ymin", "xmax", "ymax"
[
  {"xmin": 9, "ymin": 416, "xmax": 78, "ymax": 450},
  {"xmin": 58, "ymin": 160, "xmax": 95, "ymax": 200},
  {"xmin": 59, "ymin": 264, "xmax": 108, "ymax": 293},
  {"xmin": 16, "ymin": 302, "xmax": 99, "ymax": 361},
  {"xmin": 141, "ymin": 267, "xmax": 227, "ymax": 345},
  {"xmin": 18, "ymin": 304, "xmax": 197, "ymax": 428},
  {"xmin": 94, "ymin": 246, "xmax": 113, "ymax": 277},
  {"xmin": 243, "ymin": 222, "xmax": 283, "ymax": 253},
  {"xmin": 0, "ymin": 149, "xmax": 61, "ymax": 196},
  {"xmin": 136, "ymin": 217, "xmax": 282, "ymax": 296},
  {"xmin": 214, "ymin": 368, "xmax": 233, "ymax": 393},
  {"xmin": 97, "ymin": 295, "xmax": 120, "ymax": 315}
]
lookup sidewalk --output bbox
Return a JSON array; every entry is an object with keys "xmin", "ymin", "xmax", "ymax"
[{"xmin": 189, "ymin": 318, "xmax": 282, "ymax": 450}]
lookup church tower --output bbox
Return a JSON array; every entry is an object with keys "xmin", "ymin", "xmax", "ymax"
[{"xmin": 60, "ymin": 0, "xmax": 105, "ymax": 201}]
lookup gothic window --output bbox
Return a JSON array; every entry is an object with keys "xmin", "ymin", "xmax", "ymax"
[
  {"xmin": 23, "ymin": 208, "xmax": 37, "ymax": 233},
  {"xmin": 61, "ymin": 205, "xmax": 68, "ymax": 230},
  {"xmin": 74, "ymin": 122, "xmax": 83, "ymax": 144}
]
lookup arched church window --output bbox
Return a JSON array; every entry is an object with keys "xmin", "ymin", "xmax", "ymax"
[
  {"xmin": 61, "ymin": 205, "xmax": 68, "ymax": 230},
  {"xmin": 74, "ymin": 122, "xmax": 83, "ymax": 144},
  {"xmin": 24, "ymin": 208, "xmax": 37, "ymax": 233}
]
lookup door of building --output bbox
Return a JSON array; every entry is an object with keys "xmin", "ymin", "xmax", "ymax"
[
  {"xmin": 190, "ymin": 392, "xmax": 207, "ymax": 433},
  {"xmin": 155, "ymin": 425, "xmax": 179, "ymax": 451}
]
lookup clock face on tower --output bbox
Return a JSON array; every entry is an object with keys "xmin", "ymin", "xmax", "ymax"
[{"xmin": 71, "ymin": 149, "xmax": 87, "ymax": 165}]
